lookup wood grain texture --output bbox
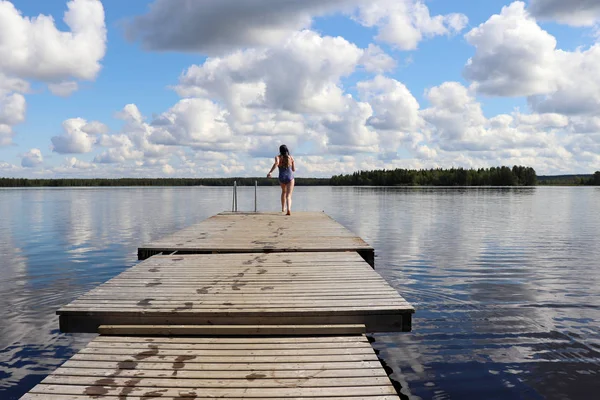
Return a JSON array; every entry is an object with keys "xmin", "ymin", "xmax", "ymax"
[
  {"xmin": 57, "ymin": 252, "xmax": 414, "ymax": 333},
  {"xmin": 98, "ymin": 324, "xmax": 367, "ymax": 336},
  {"xmin": 137, "ymin": 212, "xmax": 375, "ymax": 266},
  {"xmin": 22, "ymin": 335, "xmax": 400, "ymax": 399}
]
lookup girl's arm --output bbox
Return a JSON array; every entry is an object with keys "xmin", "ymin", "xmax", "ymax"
[
  {"xmin": 267, "ymin": 156, "xmax": 278, "ymax": 177},
  {"xmin": 291, "ymin": 156, "xmax": 296, "ymax": 172}
]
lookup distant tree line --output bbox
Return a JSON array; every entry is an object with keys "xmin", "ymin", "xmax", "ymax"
[
  {"xmin": 331, "ymin": 166, "xmax": 538, "ymax": 186},
  {"xmin": 0, "ymin": 177, "xmax": 330, "ymax": 187},
  {"xmin": 537, "ymin": 171, "xmax": 600, "ymax": 186},
  {"xmin": 2, "ymin": 169, "xmax": 599, "ymax": 188}
]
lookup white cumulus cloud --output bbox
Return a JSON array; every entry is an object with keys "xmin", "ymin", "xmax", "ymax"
[
  {"xmin": 358, "ymin": 75, "xmax": 421, "ymax": 132},
  {"xmin": 65, "ymin": 157, "xmax": 95, "ymax": 170},
  {"xmin": 0, "ymin": 73, "xmax": 28, "ymax": 145},
  {"xmin": 175, "ymin": 30, "xmax": 365, "ymax": 116},
  {"xmin": 421, "ymin": 81, "xmax": 565, "ymax": 152},
  {"xmin": 464, "ymin": 2, "xmax": 558, "ymax": 97},
  {"xmin": 21, "ymin": 148, "xmax": 43, "ymax": 167},
  {"xmin": 0, "ymin": 0, "xmax": 106, "ymax": 81},
  {"xmin": 94, "ymin": 100, "xmax": 235, "ymax": 166},
  {"xmin": 51, "ymin": 118, "xmax": 103, "ymax": 154},
  {"xmin": 0, "ymin": 73, "xmax": 29, "ymax": 94},
  {"xmin": 0, "ymin": 90, "xmax": 25, "ymax": 146},
  {"xmin": 464, "ymin": 2, "xmax": 600, "ymax": 117},
  {"xmin": 529, "ymin": 44, "xmax": 600, "ymax": 115},
  {"xmin": 322, "ymin": 99, "xmax": 379, "ymax": 154},
  {"xmin": 94, "ymin": 147, "xmax": 144, "ymax": 164},
  {"xmin": 357, "ymin": 75, "xmax": 422, "ymax": 158},
  {"xmin": 0, "ymin": 0, "xmax": 107, "ymax": 147},
  {"xmin": 354, "ymin": 0, "xmax": 468, "ymax": 50},
  {"xmin": 149, "ymin": 98, "xmax": 234, "ymax": 149},
  {"xmin": 360, "ymin": 44, "xmax": 397, "ymax": 73},
  {"xmin": 0, "ymin": 91, "xmax": 25, "ymax": 128}
]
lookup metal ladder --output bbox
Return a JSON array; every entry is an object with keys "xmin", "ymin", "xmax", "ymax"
[{"xmin": 232, "ymin": 181, "xmax": 258, "ymax": 212}]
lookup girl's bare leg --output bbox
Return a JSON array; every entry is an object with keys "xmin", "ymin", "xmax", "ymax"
[
  {"xmin": 285, "ymin": 179, "xmax": 295, "ymax": 215},
  {"xmin": 280, "ymin": 183, "xmax": 286, "ymax": 212}
]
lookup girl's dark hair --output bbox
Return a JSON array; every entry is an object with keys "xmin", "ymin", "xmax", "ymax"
[
  {"xmin": 279, "ymin": 145, "xmax": 290, "ymax": 168},
  {"xmin": 279, "ymin": 145, "xmax": 289, "ymax": 156}
]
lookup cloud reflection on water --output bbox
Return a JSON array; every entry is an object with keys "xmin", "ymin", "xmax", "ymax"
[{"xmin": 0, "ymin": 186, "xmax": 599, "ymax": 399}]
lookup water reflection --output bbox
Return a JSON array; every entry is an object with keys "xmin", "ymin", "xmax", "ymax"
[
  {"xmin": 0, "ymin": 187, "xmax": 227, "ymax": 398},
  {"xmin": 0, "ymin": 186, "xmax": 599, "ymax": 399},
  {"xmin": 356, "ymin": 187, "xmax": 600, "ymax": 400}
]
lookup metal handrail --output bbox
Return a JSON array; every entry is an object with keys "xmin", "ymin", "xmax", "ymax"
[
  {"xmin": 231, "ymin": 180, "xmax": 258, "ymax": 212},
  {"xmin": 232, "ymin": 181, "xmax": 237, "ymax": 212}
]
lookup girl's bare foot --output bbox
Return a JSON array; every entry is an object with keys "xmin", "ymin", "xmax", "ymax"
[{"xmin": 286, "ymin": 210, "xmax": 291, "ymax": 216}]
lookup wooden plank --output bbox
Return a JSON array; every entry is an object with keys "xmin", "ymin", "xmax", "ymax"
[
  {"xmin": 85, "ymin": 286, "xmax": 395, "ymax": 292},
  {"xmin": 23, "ymin": 334, "xmax": 399, "ymax": 399},
  {"xmin": 137, "ymin": 212, "xmax": 375, "ymax": 267},
  {"xmin": 41, "ymin": 375, "xmax": 394, "ymax": 388},
  {"xmin": 58, "ymin": 251, "xmax": 414, "ymax": 333},
  {"xmin": 51, "ymin": 367, "xmax": 388, "ymax": 379},
  {"xmin": 78, "ymin": 290, "xmax": 399, "ymax": 296},
  {"xmin": 88, "ymin": 335, "xmax": 369, "ymax": 351},
  {"xmin": 98, "ymin": 324, "xmax": 366, "ymax": 336},
  {"xmin": 138, "ymin": 252, "xmax": 364, "ymax": 260},
  {"xmin": 98, "ymin": 277, "xmax": 387, "ymax": 282},
  {"xmin": 71, "ymin": 297, "xmax": 406, "ymax": 304},
  {"xmin": 59, "ymin": 360, "xmax": 384, "ymax": 370},
  {"xmin": 76, "ymin": 347, "xmax": 377, "ymax": 357},
  {"xmin": 68, "ymin": 353, "xmax": 381, "ymax": 363},
  {"xmin": 65, "ymin": 303, "xmax": 409, "ymax": 310},
  {"xmin": 92, "ymin": 336, "xmax": 371, "ymax": 344},
  {"xmin": 51, "ymin": 367, "xmax": 388, "ymax": 383},
  {"xmin": 71, "ymin": 295, "xmax": 402, "ymax": 302},
  {"xmin": 87, "ymin": 340, "xmax": 371, "ymax": 349},
  {"xmin": 61, "ymin": 306, "xmax": 409, "ymax": 314},
  {"xmin": 23, "ymin": 395, "xmax": 400, "ymax": 400},
  {"xmin": 26, "ymin": 385, "xmax": 398, "ymax": 397}
]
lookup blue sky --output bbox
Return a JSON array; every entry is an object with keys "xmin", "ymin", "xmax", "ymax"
[{"xmin": 1, "ymin": 0, "xmax": 599, "ymax": 177}]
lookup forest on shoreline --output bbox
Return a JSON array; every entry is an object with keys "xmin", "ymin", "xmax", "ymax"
[
  {"xmin": 331, "ymin": 166, "xmax": 538, "ymax": 186},
  {"xmin": 1, "ymin": 167, "xmax": 598, "ymax": 187},
  {"xmin": 537, "ymin": 173, "xmax": 600, "ymax": 186}
]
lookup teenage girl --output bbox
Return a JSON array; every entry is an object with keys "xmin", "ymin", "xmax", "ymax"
[{"xmin": 267, "ymin": 145, "xmax": 295, "ymax": 215}]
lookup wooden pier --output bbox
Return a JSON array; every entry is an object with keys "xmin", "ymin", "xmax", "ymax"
[
  {"xmin": 23, "ymin": 212, "xmax": 414, "ymax": 399},
  {"xmin": 58, "ymin": 252, "xmax": 412, "ymax": 333},
  {"xmin": 138, "ymin": 212, "xmax": 375, "ymax": 267},
  {"xmin": 22, "ymin": 335, "xmax": 400, "ymax": 399}
]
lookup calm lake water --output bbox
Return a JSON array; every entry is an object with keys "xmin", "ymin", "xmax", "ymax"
[{"xmin": 1, "ymin": 186, "xmax": 599, "ymax": 399}]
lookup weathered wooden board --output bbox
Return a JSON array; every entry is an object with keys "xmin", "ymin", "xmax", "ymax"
[
  {"xmin": 137, "ymin": 212, "xmax": 375, "ymax": 266},
  {"xmin": 57, "ymin": 252, "xmax": 414, "ymax": 333},
  {"xmin": 98, "ymin": 324, "xmax": 367, "ymax": 336},
  {"xmin": 22, "ymin": 335, "xmax": 400, "ymax": 399}
]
